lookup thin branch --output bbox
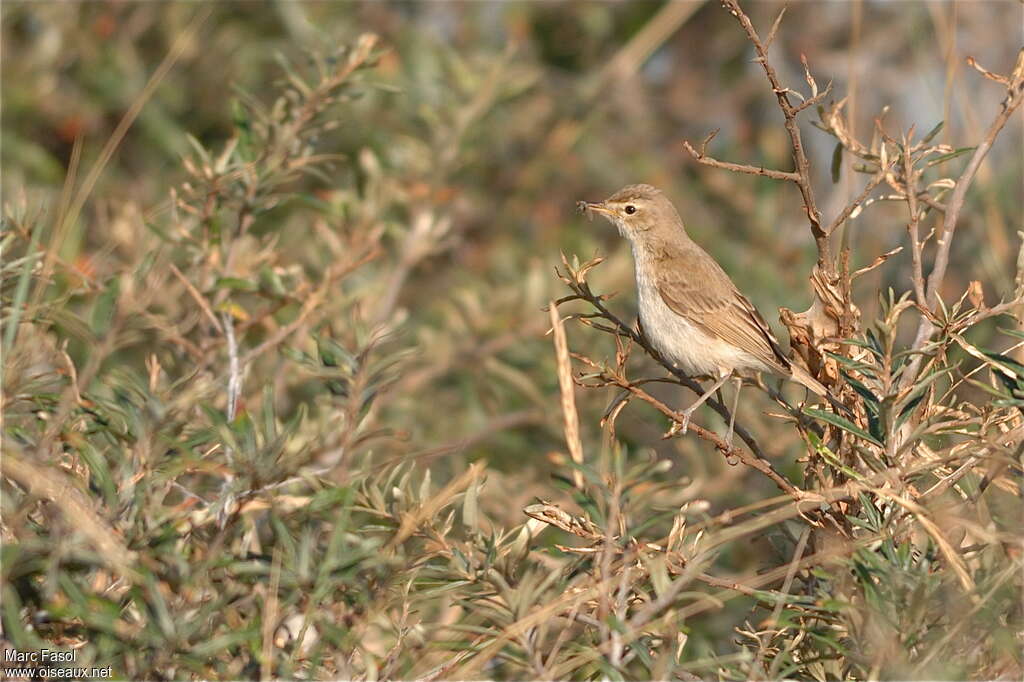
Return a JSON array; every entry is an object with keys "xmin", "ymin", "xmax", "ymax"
[
  {"xmin": 908, "ymin": 49, "xmax": 1024, "ymax": 354},
  {"xmin": 792, "ymin": 81, "xmax": 833, "ymax": 114},
  {"xmin": 682, "ymin": 139, "xmax": 799, "ymax": 182},
  {"xmin": 720, "ymin": 0, "xmax": 832, "ymax": 271},
  {"xmin": 825, "ymin": 161, "xmax": 895, "ymax": 236},
  {"xmin": 574, "ymin": 353, "xmax": 804, "ymax": 500},
  {"xmin": 2, "ymin": 449, "xmax": 142, "ymax": 584},
  {"xmin": 240, "ymin": 247, "xmax": 379, "ymax": 366},
  {"xmin": 903, "ymin": 133, "xmax": 928, "ymax": 306},
  {"xmin": 223, "ymin": 311, "xmax": 241, "ymax": 425}
]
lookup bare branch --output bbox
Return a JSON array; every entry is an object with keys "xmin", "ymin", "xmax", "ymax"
[
  {"xmin": 902, "ymin": 133, "xmax": 928, "ymax": 306},
  {"xmin": 720, "ymin": 0, "xmax": 831, "ymax": 270},
  {"xmin": 683, "ymin": 138, "xmax": 799, "ymax": 181},
  {"xmin": 825, "ymin": 161, "xmax": 895, "ymax": 235},
  {"xmin": 573, "ymin": 352, "xmax": 804, "ymax": 500},
  {"xmin": 170, "ymin": 262, "xmax": 223, "ymax": 332},
  {"xmin": 909, "ymin": 49, "xmax": 1024, "ymax": 356},
  {"xmin": 966, "ymin": 55, "xmax": 1012, "ymax": 86},
  {"xmin": 793, "ymin": 81, "xmax": 833, "ymax": 114},
  {"xmin": 223, "ymin": 311, "xmax": 241, "ymax": 427},
  {"xmin": 2, "ymin": 449, "xmax": 142, "ymax": 584},
  {"xmin": 851, "ymin": 245, "xmax": 904, "ymax": 280}
]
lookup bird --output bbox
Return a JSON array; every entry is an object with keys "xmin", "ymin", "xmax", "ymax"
[{"xmin": 577, "ymin": 183, "xmax": 839, "ymax": 446}]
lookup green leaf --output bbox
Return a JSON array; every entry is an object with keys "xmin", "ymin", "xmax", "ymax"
[
  {"xmin": 981, "ymin": 349, "xmax": 1024, "ymax": 378},
  {"xmin": 895, "ymin": 365, "xmax": 957, "ymax": 428},
  {"xmin": 830, "ymin": 142, "xmax": 843, "ymax": 183},
  {"xmin": 825, "ymin": 351, "xmax": 878, "ymax": 376},
  {"xmin": 231, "ymin": 97, "xmax": 254, "ymax": 161},
  {"xmin": 809, "ymin": 432, "xmax": 867, "ymax": 480},
  {"xmin": 78, "ymin": 441, "xmax": 117, "ymax": 505},
  {"xmin": 258, "ymin": 267, "xmax": 288, "ymax": 297},
  {"xmin": 859, "ymin": 493, "xmax": 883, "ymax": 529},
  {"xmin": 921, "ymin": 120, "xmax": 944, "ymax": 144},
  {"xmin": 841, "ymin": 370, "xmax": 880, "ymax": 412},
  {"xmin": 3, "ymin": 218, "xmax": 44, "ymax": 355},
  {"xmin": 214, "ymin": 277, "xmax": 258, "ymax": 291},
  {"xmin": 91, "ymin": 276, "xmax": 121, "ymax": 336},
  {"xmin": 864, "ymin": 328, "xmax": 884, "ymax": 358},
  {"xmin": 999, "ymin": 327, "xmax": 1024, "ymax": 340},
  {"xmin": 804, "ymin": 407, "xmax": 884, "ymax": 446},
  {"xmin": 927, "ymin": 146, "xmax": 976, "ymax": 167}
]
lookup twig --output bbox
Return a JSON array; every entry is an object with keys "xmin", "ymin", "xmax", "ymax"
[
  {"xmin": 682, "ymin": 139, "xmax": 799, "ymax": 182},
  {"xmin": 902, "ymin": 132, "xmax": 928, "ymax": 306},
  {"xmin": 753, "ymin": 527, "xmax": 810, "ymax": 673},
  {"xmin": 574, "ymin": 353, "xmax": 803, "ymax": 500},
  {"xmin": 922, "ymin": 50, "xmax": 1024, "ymax": 312},
  {"xmin": 223, "ymin": 312, "xmax": 241, "ymax": 426},
  {"xmin": 720, "ymin": 0, "xmax": 832, "ymax": 271},
  {"xmin": 240, "ymin": 248, "xmax": 379, "ymax": 366},
  {"xmin": 906, "ymin": 49, "xmax": 1024, "ymax": 368},
  {"xmin": 221, "ymin": 308, "xmax": 241, "ymax": 518},
  {"xmin": 792, "ymin": 81, "xmax": 833, "ymax": 114},
  {"xmin": 824, "ymin": 161, "xmax": 894, "ymax": 235},
  {"xmin": 2, "ymin": 449, "xmax": 142, "ymax": 584},
  {"xmin": 170, "ymin": 263, "xmax": 223, "ymax": 332}
]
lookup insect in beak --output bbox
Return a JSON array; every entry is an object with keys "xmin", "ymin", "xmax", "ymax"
[{"xmin": 577, "ymin": 201, "xmax": 612, "ymax": 220}]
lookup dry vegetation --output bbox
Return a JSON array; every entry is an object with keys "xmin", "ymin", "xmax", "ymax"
[{"xmin": 2, "ymin": 2, "xmax": 1022, "ymax": 680}]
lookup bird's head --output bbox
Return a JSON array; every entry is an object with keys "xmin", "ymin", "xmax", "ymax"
[{"xmin": 577, "ymin": 184, "xmax": 684, "ymax": 242}]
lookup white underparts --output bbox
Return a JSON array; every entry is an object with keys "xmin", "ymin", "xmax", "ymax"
[{"xmin": 632, "ymin": 244, "xmax": 774, "ymax": 377}]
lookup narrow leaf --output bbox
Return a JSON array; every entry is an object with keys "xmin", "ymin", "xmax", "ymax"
[
  {"xmin": 831, "ymin": 142, "xmax": 843, "ymax": 183},
  {"xmin": 804, "ymin": 407, "xmax": 884, "ymax": 446}
]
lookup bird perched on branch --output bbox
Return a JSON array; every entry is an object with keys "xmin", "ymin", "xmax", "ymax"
[{"xmin": 578, "ymin": 183, "xmax": 843, "ymax": 445}]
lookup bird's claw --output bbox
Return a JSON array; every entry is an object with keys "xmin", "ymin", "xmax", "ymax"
[{"xmin": 663, "ymin": 412, "xmax": 691, "ymax": 439}]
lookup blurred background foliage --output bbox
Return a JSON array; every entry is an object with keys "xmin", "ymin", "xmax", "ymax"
[{"xmin": 1, "ymin": 1, "xmax": 1022, "ymax": 679}]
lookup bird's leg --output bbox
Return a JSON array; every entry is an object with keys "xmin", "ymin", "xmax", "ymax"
[
  {"xmin": 726, "ymin": 375, "xmax": 743, "ymax": 448},
  {"xmin": 665, "ymin": 369, "xmax": 732, "ymax": 438}
]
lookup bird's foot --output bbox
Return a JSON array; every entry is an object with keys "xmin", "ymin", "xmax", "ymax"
[{"xmin": 663, "ymin": 410, "xmax": 692, "ymax": 439}]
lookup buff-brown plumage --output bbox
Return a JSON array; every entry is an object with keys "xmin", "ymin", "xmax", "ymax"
[{"xmin": 580, "ymin": 183, "xmax": 828, "ymax": 398}]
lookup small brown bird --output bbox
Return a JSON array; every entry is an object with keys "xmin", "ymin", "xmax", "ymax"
[{"xmin": 578, "ymin": 183, "xmax": 833, "ymax": 445}]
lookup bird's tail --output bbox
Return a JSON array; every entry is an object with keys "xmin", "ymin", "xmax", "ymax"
[{"xmin": 790, "ymin": 363, "xmax": 855, "ymax": 418}]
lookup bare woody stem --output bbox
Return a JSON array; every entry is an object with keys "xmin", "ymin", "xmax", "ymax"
[
  {"xmin": 682, "ymin": 139, "xmax": 799, "ymax": 182},
  {"xmin": 588, "ymin": 363, "xmax": 803, "ymax": 499},
  {"xmin": 720, "ymin": 0, "xmax": 833, "ymax": 275},
  {"xmin": 909, "ymin": 49, "xmax": 1024, "ymax": 356},
  {"xmin": 902, "ymin": 134, "xmax": 928, "ymax": 307}
]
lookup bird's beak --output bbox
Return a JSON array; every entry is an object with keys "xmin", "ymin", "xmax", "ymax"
[{"xmin": 577, "ymin": 201, "xmax": 613, "ymax": 219}]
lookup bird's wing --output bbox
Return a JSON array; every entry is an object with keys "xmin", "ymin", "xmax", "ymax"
[{"xmin": 656, "ymin": 256, "xmax": 791, "ymax": 374}]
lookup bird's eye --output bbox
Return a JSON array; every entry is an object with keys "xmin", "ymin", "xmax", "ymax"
[{"xmin": 624, "ymin": 205, "xmax": 637, "ymax": 215}]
